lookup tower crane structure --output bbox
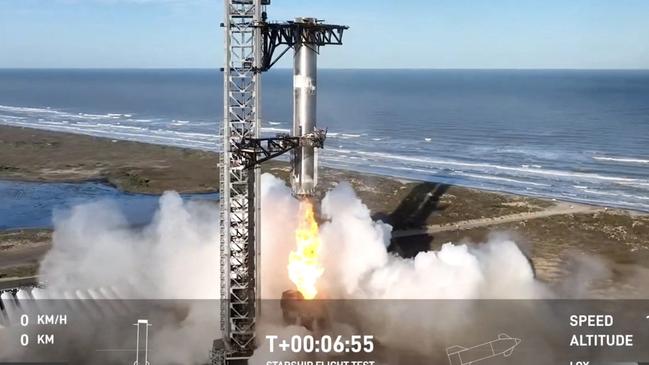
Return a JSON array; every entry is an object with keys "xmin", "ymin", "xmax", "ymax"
[{"xmin": 212, "ymin": 1, "xmax": 347, "ymax": 364}]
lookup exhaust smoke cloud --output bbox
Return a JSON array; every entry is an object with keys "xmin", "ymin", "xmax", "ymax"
[{"xmin": 0, "ymin": 173, "xmax": 619, "ymax": 364}]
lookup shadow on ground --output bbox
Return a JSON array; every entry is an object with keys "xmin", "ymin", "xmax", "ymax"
[{"xmin": 378, "ymin": 182, "xmax": 449, "ymax": 258}]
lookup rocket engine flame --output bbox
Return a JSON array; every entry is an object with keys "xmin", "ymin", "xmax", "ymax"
[{"xmin": 287, "ymin": 200, "xmax": 323, "ymax": 300}]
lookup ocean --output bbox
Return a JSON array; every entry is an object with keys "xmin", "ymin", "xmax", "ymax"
[{"xmin": 0, "ymin": 69, "xmax": 648, "ymax": 211}]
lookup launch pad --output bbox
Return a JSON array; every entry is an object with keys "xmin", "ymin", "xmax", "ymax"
[
  {"xmin": 215, "ymin": 1, "xmax": 347, "ymax": 363},
  {"xmin": 280, "ymin": 290, "xmax": 329, "ymax": 333}
]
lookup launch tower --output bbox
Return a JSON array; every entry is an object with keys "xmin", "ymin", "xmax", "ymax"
[{"xmin": 213, "ymin": 1, "xmax": 347, "ymax": 364}]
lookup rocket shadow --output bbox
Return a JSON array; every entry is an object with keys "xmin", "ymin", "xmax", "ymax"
[
  {"xmin": 373, "ymin": 182, "xmax": 449, "ymax": 258},
  {"xmin": 390, "ymin": 233, "xmax": 437, "ymax": 259}
]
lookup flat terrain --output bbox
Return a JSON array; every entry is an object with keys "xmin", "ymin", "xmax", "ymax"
[
  {"xmin": 0, "ymin": 229, "xmax": 50, "ymax": 279},
  {"xmin": 0, "ymin": 125, "xmax": 219, "ymax": 193},
  {"xmin": 393, "ymin": 202, "xmax": 601, "ymax": 238},
  {"xmin": 1, "ymin": 125, "xmax": 648, "ymax": 296}
]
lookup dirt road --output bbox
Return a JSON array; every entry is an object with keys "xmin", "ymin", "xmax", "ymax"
[{"xmin": 393, "ymin": 202, "xmax": 603, "ymax": 238}]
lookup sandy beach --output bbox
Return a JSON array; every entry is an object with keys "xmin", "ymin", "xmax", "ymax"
[{"xmin": 1, "ymin": 125, "xmax": 648, "ymax": 294}]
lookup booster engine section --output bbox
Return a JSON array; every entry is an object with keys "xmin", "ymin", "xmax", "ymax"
[{"xmin": 291, "ymin": 17, "xmax": 319, "ymax": 197}]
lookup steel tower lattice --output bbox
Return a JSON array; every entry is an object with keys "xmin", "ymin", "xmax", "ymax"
[
  {"xmin": 214, "ymin": 1, "xmax": 347, "ymax": 364},
  {"xmin": 218, "ymin": 0, "xmax": 264, "ymax": 361}
]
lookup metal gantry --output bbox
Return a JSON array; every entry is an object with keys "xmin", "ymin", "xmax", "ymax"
[
  {"xmin": 258, "ymin": 21, "xmax": 347, "ymax": 71},
  {"xmin": 216, "ymin": 0, "xmax": 264, "ymax": 362},
  {"xmin": 213, "ymin": 1, "xmax": 347, "ymax": 364}
]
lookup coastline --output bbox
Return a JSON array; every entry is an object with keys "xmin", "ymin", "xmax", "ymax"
[{"xmin": 1, "ymin": 125, "xmax": 648, "ymax": 294}]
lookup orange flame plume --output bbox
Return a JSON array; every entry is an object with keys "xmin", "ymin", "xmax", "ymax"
[{"xmin": 287, "ymin": 200, "xmax": 323, "ymax": 300}]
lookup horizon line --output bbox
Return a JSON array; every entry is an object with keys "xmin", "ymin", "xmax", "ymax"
[{"xmin": 1, "ymin": 67, "xmax": 649, "ymax": 72}]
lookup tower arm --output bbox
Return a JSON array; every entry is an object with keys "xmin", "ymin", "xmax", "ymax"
[
  {"xmin": 255, "ymin": 22, "xmax": 348, "ymax": 72},
  {"xmin": 235, "ymin": 129, "xmax": 327, "ymax": 168}
]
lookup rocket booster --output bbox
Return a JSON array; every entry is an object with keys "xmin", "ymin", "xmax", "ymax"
[
  {"xmin": 291, "ymin": 17, "xmax": 319, "ymax": 197},
  {"xmin": 447, "ymin": 333, "xmax": 521, "ymax": 365}
]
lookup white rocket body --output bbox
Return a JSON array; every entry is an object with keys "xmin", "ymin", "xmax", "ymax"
[{"xmin": 291, "ymin": 17, "xmax": 319, "ymax": 197}]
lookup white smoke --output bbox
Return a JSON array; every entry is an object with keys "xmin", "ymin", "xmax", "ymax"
[
  {"xmin": 18, "ymin": 192, "xmax": 222, "ymax": 364},
  {"xmin": 41, "ymin": 191, "xmax": 220, "ymax": 299},
  {"xmin": 263, "ymin": 177, "xmax": 549, "ymax": 358},
  {"xmin": 38, "ymin": 174, "xmax": 545, "ymax": 303},
  {"xmin": 3, "ymin": 173, "xmax": 603, "ymax": 363},
  {"xmin": 259, "ymin": 174, "xmax": 299, "ymax": 299},
  {"xmin": 255, "ymin": 176, "xmax": 555, "ymax": 360},
  {"xmin": 260, "ymin": 177, "xmax": 545, "ymax": 301}
]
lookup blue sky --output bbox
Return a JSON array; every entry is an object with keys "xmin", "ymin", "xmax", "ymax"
[{"xmin": 1, "ymin": 0, "xmax": 648, "ymax": 69}]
